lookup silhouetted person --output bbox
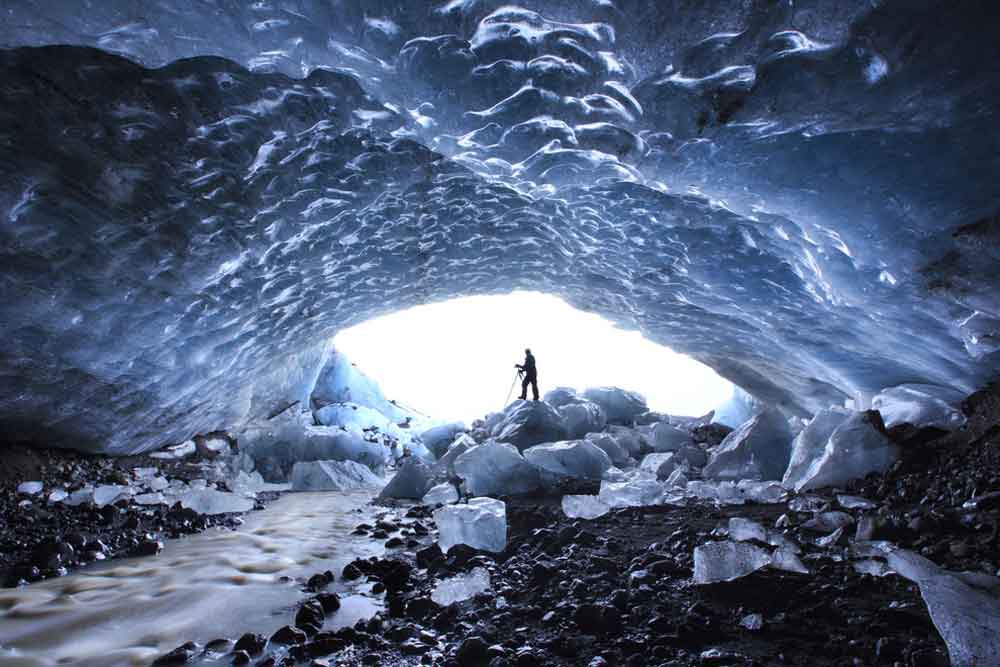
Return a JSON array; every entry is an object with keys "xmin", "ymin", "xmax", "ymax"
[{"xmin": 516, "ymin": 348, "xmax": 539, "ymax": 401}]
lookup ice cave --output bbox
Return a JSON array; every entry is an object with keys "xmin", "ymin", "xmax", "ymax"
[{"xmin": 1, "ymin": 1, "xmax": 999, "ymax": 666}]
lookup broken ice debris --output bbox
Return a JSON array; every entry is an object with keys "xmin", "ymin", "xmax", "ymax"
[
  {"xmin": 694, "ymin": 540, "xmax": 810, "ymax": 584},
  {"xmin": 837, "ymin": 494, "xmax": 876, "ymax": 510},
  {"xmin": 431, "ymin": 567, "xmax": 491, "ymax": 605},
  {"xmin": 94, "ymin": 485, "xmax": 131, "ymax": 507},
  {"xmin": 598, "ymin": 478, "xmax": 664, "ymax": 508},
  {"xmin": 728, "ymin": 518, "xmax": 803, "ymax": 554},
  {"xmin": 561, "ymin": 494, "xmax": 611, "ymax": 520},
  {"xmin": 802, "ymin": 511, "xmax": 854, "ymax": 532},
  {"xmin": 853, "ymin": 559, "xmax": 892, "ymax": 577},
  {"xmin": 585, "ymin": 433, "xmax": 630, "ymax": 466},
  {"xmin": 47, "ymin": 489, "xmax": 68, "ymax": 504},
  {"xmin": 782, "ymin": 408, "xmax": 849, "ymax": 489},
  {"xmin": 703, "ymin": 408, "xmax": 793, "ymax": 481},
  {"xmin": 694, "ymin": 541, "xmax": 772, "ymax": 583},
  {"xmin": 872, "ymin": 384, "xmax": 965, "ymax": 430},
  {"xmin": 418, "ymin": 422, "xmax": 467, "ymax": 458},
  {"xmin": 150, "ymin": 440, "xmax": 197, "ymax": 460},
  {"xmin": 783, "ymin": 410, "xmax": 898, "ymax": 492},
  {"xmin": 885, "ymin": 548, "xmax": 1000, "ymax": 667},
  {"xmin": 684, "ymin": 480, "xmax": 786, "ymax": 506},
  {"xmin": 434, "ymin": 497, "xmax": 507, "ymax": 553},
  {"xmin": 454, "ymin": 441, "xmax": 541, "ymax": 497},
  {"xmin": 524, "ymin": 440, "xmax": 612, "ymax": 480},
  {"xmin": 292, "ymin": 460, "xmax": 382, "ymax": 492},
  {"xmin": 379, "ymin": 457, "xmax": 433, "ymax": 500},
  {"xmin": 179, "ymin": 488, "xmax": 255, "ymax": 515},
  {"xmin": 423, "ymin": 482, "xmax": 460, "ymax": 506},
  {"xmin": 16, "ymin": 481, "xmax": 43, "ymax": 495}
]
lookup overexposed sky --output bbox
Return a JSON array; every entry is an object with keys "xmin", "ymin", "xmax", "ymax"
[{"xmin": 334, "ymin": 291, "xmax": 733, "ymax": 423}]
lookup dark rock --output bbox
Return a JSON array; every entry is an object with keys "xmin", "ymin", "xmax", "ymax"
[
  {"xmin": 231, "ymin": 650, "xmax": 251, "ymax": 665},
  {"xmin": 270, "ymin": 625, "xmax": 307, "ymax": 645},
  {"xmin": 457, "ymin": 636, "xmax": 490, "ymax": 665},
  {"xmin": 314, "ymin": 592, "xmax": 341, "ymax": 613},
  {"xmin": 152, "ymin": 642, "xmax": 197, "ymax": 666},
  {"xmin": 233, "ymin": 633, "xmax": 266, "ymax": 656},
  {"xmin": 296, "ymin": 600, "xmax": 325, "ymax": 628}
]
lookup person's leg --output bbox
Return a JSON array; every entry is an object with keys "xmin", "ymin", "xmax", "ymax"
[
  {"xmin": 519, "ymin": 376, "xmax": 529, "ymax": 400},
  {"xmin": 531, "ymin": 377, "xmax": 539, "ymax": 400}
]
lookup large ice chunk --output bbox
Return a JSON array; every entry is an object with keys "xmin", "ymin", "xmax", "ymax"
[
  {"xmin": 379, "ymin": 457, "xmax": 434, "ymax": 499},
  {"xmin": 179, "ymin": 488, "xmax": 255, "ymax": 515},
  {"xmin": 423, "ymin": 482, "xmax": 460, "ymax": 505},
  {"xmin": 585, "ymin": 432, "xmax": 630, "ymax": 466},
  {"xmin": 582, "ymin": 387, "xmax": 648, "ymax": 424},
  {"xmin": 492, "ymin": 400, "xmax": 568, "ymax": 451},
  {"xmin": 434, "ymin": 497, "xmax": 507, "ymax": 553},
  {"xmin": 605, "ymin": 426, "xmax": 645, "ymax": 457},
  {"xmin": 559, "ymin": 400, "xmax": 607, "ymax": 439},
  {"xmin": 291, "ymin": 460, "xmax": 383, "ymax": 491},
  {"xmin": 523, "ymin": 440, "xmax": 612, "ymax": 480},
  {"xmin": 782, "ymin": 408, "xmax": 850, "ymax": 489},
  {"xmin": 314, "ymin": 403, "xmax": 412, "ymax": 444},
  {"xmin": 543, "ymin": 387, "xmax": 582, "ymax": 409},
  {"xmin": 419, "ymin": 422, "xmax": 468, "ymax": 458},
  {"xmin": 561, "ymin": 494, "xmax": 611, "ymax": 519},
  {"xmin": 431, "ymin": 567, "xmax": 492, "ymax": 605},
  {"xmin": 598, "ymin": 478, "xmax": 664, "ymax": 508},
  {"xmin": 694, "ymin": 541, "xmax": 772, "ymax": 584},
  {"xmin": 872, "ymin": 384, "xmax": 966, "ymax": 430},
  {"xmin": 640, "ymin": 452, "xmax": 680, "ymax": 479},
  {"xmin": 785, "ymin": 411, "xmax": 897, "ymax": 492},
  {"xmin": 17, "ymin": 481, "xmax": 43, "ymax": 495},
  {"xmin": 454, "ymin": 441, "xmax": 542, "ymax": 496},
  {"xmin": 885, "ymin": 548, "xmax": 1000, "ymax": 667},
  {"xmin": 648, "ymin": 423, "xmax": 693, "ymax": 452},
  {"xmin": 703, "ymin": 409, "xmax": 794, "ymax": 481}
]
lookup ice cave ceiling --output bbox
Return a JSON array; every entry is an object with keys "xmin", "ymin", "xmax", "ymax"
[{"xmin": 0, "ymin": 0, "xmax": 998, "ymax": 454}]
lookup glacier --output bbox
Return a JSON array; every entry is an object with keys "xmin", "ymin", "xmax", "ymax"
[{"xmin": 0, "ymin": 0, "xmax": 998, "ymax": 455}]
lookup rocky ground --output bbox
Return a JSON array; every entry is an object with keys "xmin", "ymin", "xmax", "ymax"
[
  {"xmin": 149, "ymin": 385, "xmax": 1000, "ymax": 667},
  {"xmin": 0, "ymin": 441, "xmax": 275, "ymax": 587}
]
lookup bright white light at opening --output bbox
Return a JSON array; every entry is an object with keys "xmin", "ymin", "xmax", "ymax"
[{"xmin": 334, "ymin": 292, "xmax": 733, "ymax": 423}]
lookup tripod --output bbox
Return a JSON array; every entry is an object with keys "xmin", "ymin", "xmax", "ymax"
[{"xmin": 504, "ymin": 368, "xmax": 524, "ymax": 409}]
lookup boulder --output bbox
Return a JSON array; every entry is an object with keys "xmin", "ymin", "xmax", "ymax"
[
  {"xmin": 559, "ymin": 400, "xmax": 607, "ymax": 439},
  {"xmin": 379, "ymin": 457, "xmax": 434, "ymax": 500},
  {"xmin": 492, "ymin": 400, "xmax": 568, "ymax": 451},
  {"xmin": 703, "ymin": 409, "xmax": 794, "ymax": 481},
  {"xmin": 523, "ymin": 440, "xmax": 612, "ymax": 481},
  {"xmin": 648, "ymin": 422, "xmax": 693, "ymax": 452},
  {"xmin": 584, "ymin": 432, "xmax": 630, "ymax": 466},
  {"xmin": 582, "ymin": 387, "xmax": 648, "ymax": 424},
  {"xmin": 419, "ymin": 422, "xmax": 468, "ymax": 458},
  {"xmin": 543, "ymin": 386, "xmax": 582, "ymax": 409}
]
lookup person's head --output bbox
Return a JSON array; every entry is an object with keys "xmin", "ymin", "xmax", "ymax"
[{"xmin": 525, "ymin": 348, "xmax": 531, "ymax": 355}]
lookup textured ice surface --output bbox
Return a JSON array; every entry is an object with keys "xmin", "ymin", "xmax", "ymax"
[
  {"xmin": 379, "ymin": 458, "xmax": 433, "ymax": 499},
  {"xmin": 434, "ymin": 497, "xmax": 507, "ymax": 553},
  {"xmin": 1, "ymin": 2, "xmax": 999, "ymax": 454},
  {"xmin": 640, "ymin": 453, "xmax": 680, "ymax": 480},
  {"xmin": 311, "ymin": 350, "xmax": 410, "ymax": 423},
  {"xmin": 786, "ymin": 411, "xmax": 898, "ymax": 492},
  {"xmin": 582, "ymin": 388, "xmax": 648, "ymax": 424},
  {"xmin": 291, "ymin": 460, "xmax": 383, "ymax": 492},
  {"xmin": 423, "ymin": 482, "xmax": 460, "ymax": 506},
  {"xmin": 561, "ymin": 494, "xmax": 611, "ymax": 520},
  {"xmin": 704, "ymin": 410, "xmax": 794, "ymax": 481},
  {"xmin": 491, "ymin": 401, "xmax": 567, "ymax": 451},
  {"xmin": 454, "ymin": 441, "xmax": 542, "ymax": 497},
  {"xmin": 886, "ymin": 548, "xmax": 1000, "ymax": 667},
  {"xmin": 872, "ymin": 384, "xmax": 966, "ymax": 430},
  {"xmin": 523, "ymin": 440, "xmax": 612, "ymax": 480},
  {"xmin": 431, "ymin": 567, "xmax": 491, "ymax": 606}
]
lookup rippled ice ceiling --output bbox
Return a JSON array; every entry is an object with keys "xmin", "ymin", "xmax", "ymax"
[{"xmin": 1, "ymin": 0, "xmax": 998, "ymax": 453}]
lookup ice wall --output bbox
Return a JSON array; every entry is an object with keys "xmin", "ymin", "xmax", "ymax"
[{"xmin": 0, "ymin": 0, "xmax": 998, "ymax": 454}]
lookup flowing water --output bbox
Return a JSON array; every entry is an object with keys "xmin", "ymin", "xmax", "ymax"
[{"xmin": 0, "ymin": 490, "xmax": 385, "ymax": 667}]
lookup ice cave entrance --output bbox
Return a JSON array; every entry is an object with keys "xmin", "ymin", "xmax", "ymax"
[{"xmin": 334, "ymin": 292, "xmax": 733, "ymax": 423}]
